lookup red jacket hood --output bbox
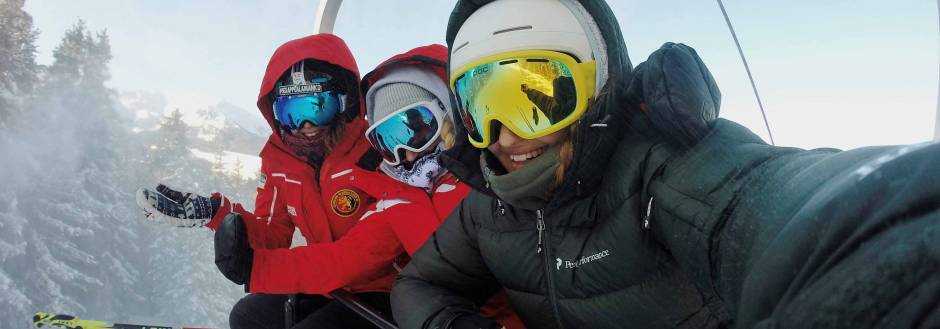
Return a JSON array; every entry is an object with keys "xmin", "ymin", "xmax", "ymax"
[
  {"xmin": 257, "ymin": 34, "xmax": 362, "ymax": 135},
  {"xmin": 361, "ymin": 44, "xmax": 448, "ymax": 97}
]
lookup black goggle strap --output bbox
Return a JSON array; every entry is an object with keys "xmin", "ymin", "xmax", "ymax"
[{"xmin": 277, "ymin": 61, "xmax": 336, "ymax": 97}]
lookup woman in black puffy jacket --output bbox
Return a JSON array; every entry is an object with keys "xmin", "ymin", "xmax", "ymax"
[{"xmin": 391, "ymin": 1, "xmax": 940, "ymax": 329}]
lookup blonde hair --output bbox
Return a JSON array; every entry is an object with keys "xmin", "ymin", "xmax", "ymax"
[
  {"xmin": 551, "ymin": 124, "xmax": 576, "ymax": 191},
  {"xmin": 440, "ymin": 119, "xmax": 456, "ymax": 150}
]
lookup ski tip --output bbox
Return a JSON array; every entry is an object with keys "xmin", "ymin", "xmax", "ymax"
[
  {"xmin": 33, "ymin": 311, "xmax": 222, "ymax": 329},
  {"xmin": 32, "ymin": 312, "xmax": 77, "ymax": 328}
]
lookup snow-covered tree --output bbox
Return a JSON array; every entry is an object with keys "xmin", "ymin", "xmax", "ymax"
[
  {"xmin": 148, "ymin": 108, "xmax": 193, "ymax": 183},
  {"xmin": 0, "ymin": 0, "xmax": 39, "ymax": 309},
  {"xmin": 0, "ymin": 0, "xmax": 39, "ymax": 130}
]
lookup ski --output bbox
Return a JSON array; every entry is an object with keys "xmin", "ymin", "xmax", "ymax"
[{"xmin": 33, "ymin": 312, "xmax": 219, "ymax": 329}]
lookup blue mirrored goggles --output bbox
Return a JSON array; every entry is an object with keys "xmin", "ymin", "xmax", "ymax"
[
  {"xmin": 273, "ymin": 90, "xmax": 345, "ymax": 130},
  {"xmin": 365, "ymin": 101, "xmax": 443, "ymax": 166}
]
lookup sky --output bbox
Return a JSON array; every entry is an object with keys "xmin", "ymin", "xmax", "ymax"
[{"xmin": 25, "ymin": 0, "xmax": 940, "ymax": 150}]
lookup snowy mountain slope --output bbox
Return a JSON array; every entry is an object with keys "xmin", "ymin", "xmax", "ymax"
[
  {"xmin": 120, "ymin": 90, "xmax": 268, "ymax": 139},
  {"xmin": 121, "ymin": 90, "xmax": 267, "ymax": 174}
]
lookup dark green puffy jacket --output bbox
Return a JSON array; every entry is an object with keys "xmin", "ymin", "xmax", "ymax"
[{"xmin": 391, "ymin": 1, "xmax": 940, "ymax": 328}]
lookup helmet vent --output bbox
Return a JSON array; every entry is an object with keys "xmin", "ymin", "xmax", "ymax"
[
  {"xmin": 493, "ymin": 25, "xmax": 532, "ymax": 35},
  {"xmin": 454, "ymin": 41, "xmax": 470, "ymax": 53}
]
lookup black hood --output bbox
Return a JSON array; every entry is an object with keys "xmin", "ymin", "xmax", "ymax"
[{"xmin": 441, "ymin": 0, "xmax": 635, "ymax": 208}]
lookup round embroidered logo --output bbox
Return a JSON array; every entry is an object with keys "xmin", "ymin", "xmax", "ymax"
[{"xmin": 331, "ymin": 189, "xmax": 361, "ymax": 217}]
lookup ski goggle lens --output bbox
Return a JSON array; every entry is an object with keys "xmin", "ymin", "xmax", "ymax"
[
  {"xmin": 273, "ymin": 91, "xmax": 344, "ymax": 130},
  {"xmin": 451, "ymin": 50, "xmax": 595, "ymax": 148},
  {"xmin": 365, "ymin": 102, "xmax": 441, "ymax": 165}
]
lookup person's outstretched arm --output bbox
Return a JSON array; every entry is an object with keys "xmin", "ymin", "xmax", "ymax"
[
  {"xmin": 135, "ymin": 175, "xmax": 295, "ymax": 250},
  {"xmin": 522, "ymin": 85, "xmax": 556, "ymax": 120},
  {"xmin": 210, "ymin": 170, "xmax": 296, "ymax": 249}
]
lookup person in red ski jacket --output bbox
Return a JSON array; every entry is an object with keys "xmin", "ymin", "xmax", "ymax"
[
  {"xmin": 136, "ymin": 34, "xmax": 394, "ymax": 329},
  {"xmin": 360, "ymin": 44, "xmax": 526, "ymax": 329}
]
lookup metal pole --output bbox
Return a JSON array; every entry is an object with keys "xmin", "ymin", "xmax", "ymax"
[
  {"xmin": 330, "ymin": 289, "xmax": 399, "ymax": 329},
  {"xmin": 935, "ymin": 0, "xmax": 940, "ymax": 141},
  {"xmin": 314, "ymin": 0, "xmax": 343, "ymax": 34},
  {"xmin": 302, "ymin": 6, "xmax": 399, "ymax": 328},
  {"xmin": 716, "ymin": 0, "xmax": 776, "ymax": 145}
]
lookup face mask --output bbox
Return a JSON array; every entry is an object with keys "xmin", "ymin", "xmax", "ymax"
[
  {"xmin": 281, "ymin": 129, "xmax": 328, "ymax": 166},
  {"xmin": 380, "ymin": 148, "xmax": 446, "ymax": 193}
]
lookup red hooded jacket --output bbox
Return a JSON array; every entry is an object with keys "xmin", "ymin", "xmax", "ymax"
[{"xmin": 206, "ymin": 34, "xmax": 390, "ymax": 294}]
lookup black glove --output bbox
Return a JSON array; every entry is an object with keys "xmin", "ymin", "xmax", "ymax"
[
  {"xmin": 136, "ymin": 184, "xmax": 219, "ymax": 227},
  {"xmin": 214, "ymin": 213, "xmax": 253, "ymax": 288},
  {"xmin": 626, "ymin": 42, "xmax": 720, "ymax": 148},
  {"xmin": 448, "ymin": 313, "xmax": 503, "ymax": 329}
]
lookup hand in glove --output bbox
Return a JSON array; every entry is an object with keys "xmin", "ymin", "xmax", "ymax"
[
  {"xmin": 215, "ymin": 213, "xmax": 253, "ymax": 288},
  {"xmin": 626, "ymin": 42, "xmax": 720, "ymax": 148},
  {"xmin": 448, "ymin": 313, "xmax": 504, "ymax": 329},
  {"xmin": 136, "ymin": 184, "xmax": 220, "ymax": 227}
]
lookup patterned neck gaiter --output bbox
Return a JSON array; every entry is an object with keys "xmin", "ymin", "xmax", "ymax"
[
  {"xmin": 380, "ymin": 148, "xmax": 446, "ymax": 193},
  {"xmin": 281, "ymin": 130, "xmax": 328, "ymax": 167}
]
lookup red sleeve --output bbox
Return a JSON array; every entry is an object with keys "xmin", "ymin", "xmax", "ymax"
[
  {"xmin": 208, "ymin": 181, "xmax": 295, "ymax": 249},
  {"xmin": 344, "ymin": 168, "xmax": 441, "ymax": 255},
  {"xmin": 385, "ymin": 196, "xmax": 442, "ymax": 255},
  {"xmin": 248, "ymin": 209, "xmax": 404, "ymax": 295}
]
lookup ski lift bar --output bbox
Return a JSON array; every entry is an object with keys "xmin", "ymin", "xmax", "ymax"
[
  {"xmin": 935, "ymin": 0, "xmax": 940, "ymax": 141},
  {"xmin": 330, "ymin": 289, "xmax": 399, "ymax": 329},
  {"xmin": 315, "ymin": 0, "xmax": 343, "ymax": 34},
  {"xmin": 716, "ymin": 0, "xmax": 776, "ymax": 145}
]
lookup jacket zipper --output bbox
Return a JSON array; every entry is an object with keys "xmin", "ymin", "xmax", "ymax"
[
  {"xmin": 536, "ymin": 213, "xmax": 545, "ymax": 254},
  {"xmin": 537, "ymin": 209, "xmax": 566, "ymax": 329}
]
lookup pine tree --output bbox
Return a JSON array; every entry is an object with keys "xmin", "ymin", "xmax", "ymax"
[
  {"xmin": 0, "ymin": 0, "xmax": 39, "ymax": 130},
  {"xmin": 148, "ymin": 108, "xmax": 191, "ymax": 183},
  {"xmin": 210, "ymin": 143, "xmax": 226, "ymax": 177},
  {"xmin": 45, "ymin": 20, "xmax": 111, "ymax": 89}
]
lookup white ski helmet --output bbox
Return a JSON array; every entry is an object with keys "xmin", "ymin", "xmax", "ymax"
[{"xmin": 450, "ymin": 0, "xmax": 607, "ymax": 96}]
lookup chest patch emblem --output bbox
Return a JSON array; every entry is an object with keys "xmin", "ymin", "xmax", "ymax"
[{"xmin": 331, "ymin": 189, "xmax": 361, "ymax": 217}]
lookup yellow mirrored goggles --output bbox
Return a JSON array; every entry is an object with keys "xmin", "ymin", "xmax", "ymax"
[{"xmin": 450, "ymin": 50, "xmax": 596, "ymax": 148}]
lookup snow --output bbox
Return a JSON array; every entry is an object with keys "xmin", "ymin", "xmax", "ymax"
[
  {"xmin": 213, "ymin": 100, "xmax": 269, "ymax": 138},
  {"xmin": 190, "ymin": 148, "xmax": 260, "ymax": 180}
]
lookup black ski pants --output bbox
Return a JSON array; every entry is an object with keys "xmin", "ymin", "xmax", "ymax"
[{"xmin": 229, "ymin": 292, "xmax": 392, "ymax": 329}]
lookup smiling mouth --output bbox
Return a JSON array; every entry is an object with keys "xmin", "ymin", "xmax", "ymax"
[{"xmin": 509, "ymin": 147, "xmax": 545, "ymax": 163}]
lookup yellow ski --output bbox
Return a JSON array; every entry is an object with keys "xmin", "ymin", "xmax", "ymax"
[{"xmin": 33, "ymin": 312, "xmax": 217, "ymax": 329}]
